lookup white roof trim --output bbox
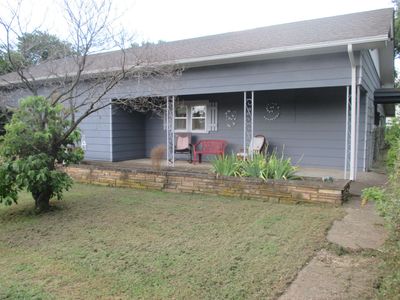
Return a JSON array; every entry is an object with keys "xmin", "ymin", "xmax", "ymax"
[{"xmin": 172, "ymin": 34, "xmax": 390, "ymax": 67}]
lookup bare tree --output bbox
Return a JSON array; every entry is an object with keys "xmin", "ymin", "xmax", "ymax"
[
  {"xmin": 0, "ymin": 0, "xmax": 181, "ymax": 139},
  {"xmin": 0, "ymin": 0, "xmax": 182, "ymax": 211}
]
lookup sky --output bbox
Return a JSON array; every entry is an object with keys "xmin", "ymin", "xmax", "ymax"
[
  {"xmin": 0, "ymin": 0, "xmax": 397, "ymax": 67},
  {"xmin": 0, "ymin": 0, "xmax": 394, "ymax": 43},
  {"xmin": 129, "ymin": 0, "xmax": 395, "ymax": 42}
]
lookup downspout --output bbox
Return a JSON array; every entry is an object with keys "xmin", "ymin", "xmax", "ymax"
[
  {"xmin": 110, "ymin": 101, "xmax": 113, "ymax": 162},
  {"xmin": 347, "ymin": 44, "xmax": 358, "ymax": 181}
]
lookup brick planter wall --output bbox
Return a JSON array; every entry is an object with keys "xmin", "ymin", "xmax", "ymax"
[{"xmin": 64, "ymin": 165, "xmax": 351, "ymax": 205}]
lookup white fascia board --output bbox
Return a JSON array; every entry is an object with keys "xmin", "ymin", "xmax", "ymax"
[{"xmin": 173, "ymin": 35, "xmax": 390, "ymax": 68}]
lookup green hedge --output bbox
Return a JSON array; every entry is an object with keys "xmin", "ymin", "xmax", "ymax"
[{"xmin": 376, "ymin": 118, "xmax": 400, "ymax": 299}]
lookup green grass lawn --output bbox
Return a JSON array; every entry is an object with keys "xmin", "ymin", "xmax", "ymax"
[{"xmin": 0, "ymin": 184, "xmax": 343, "ymax": 299}]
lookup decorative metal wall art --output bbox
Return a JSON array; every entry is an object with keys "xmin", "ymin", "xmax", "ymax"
[
  {"xmin": 224, "ymin": 109, "xmax": 237, "ymax": 128},
  {"xmin": 263, "ymin": 102, "xmax": 280, "ymax": 121}
]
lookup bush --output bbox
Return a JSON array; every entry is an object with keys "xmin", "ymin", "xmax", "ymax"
[
  {"xmin": 361, "ymin": 186, "xmax": 386, "ymax": 207},
  {"xmin": 150, "ymin": 145, "xmax": 166, "ymax": 170},
  {"xmin": 374, "ymin": 117, "xmax": 400, "ymax": 299},
  {"xmin": 211, "ymin": 154, "xmax": 239, "ymax": 177},
  {"xmin": 211, "ymin": 151, "xmax": 299, "ymax": 180},
  {"xmin": 262, "ymin": 152, "xmax": 299, "ymax": 180},
  {"xmin": 0, "ymin": 96, "xmax": 84, "ymax": 212},
  {"xmin": 237, "ymin": 153, "xmax": 267, "ymax": 178},
  {"xmin": 376, "ymin": 149, "xmax": 400, "ymax": 299},
  {"xmin": 385, "ymin": 118, "xmax": 400, "ymax": 171}
]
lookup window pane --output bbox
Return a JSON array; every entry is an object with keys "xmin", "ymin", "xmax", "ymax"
[
  {"xmin": 191, "ymin": 105, "xmax": 206, "ymax": 118},
  {"xmin": 192, "ymin": 118, "xmax": 205, "ymax": 131},
  {"xmin": 175, "ymin": 119, "xmax": 187, "ymax": 130},
  {"xmin": 175, "ymin": 105, "xmax": 187, "ymax": 117}
]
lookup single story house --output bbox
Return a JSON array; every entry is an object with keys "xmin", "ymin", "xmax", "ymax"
[{"xmin": 1, "ymin": 8, "xmax": 398, "ymax": 180}]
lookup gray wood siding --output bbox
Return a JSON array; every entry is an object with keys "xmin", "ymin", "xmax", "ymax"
[
  {"xmin": 78, "ymin": 106, "xmax": 112, "ymax": 161},
  {"xmin": 112, "ymin": 106, "xmax": 146, "ymax": 161},
  {"xmin": 360, "ymin": 50, "xmax": 381, "ymax": 170},
  {"xmin": 1, "ymin": 84, "xmax": 113, "ymax": 162},
  {"xmin": 107, "ymin": 53, "xmax": 352, "ymax": 98},
  {"xmin": 145, "ymin": 87, "xmax": 348, "ymax": 169}
]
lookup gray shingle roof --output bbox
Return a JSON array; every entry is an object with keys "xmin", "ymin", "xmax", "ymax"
[
  {"xmin": 0, "ymin": 8, "xmax": 393, "ymax": 85},
  {"xmin": 144, "ymin": 7, "xmax": 393, "ymax": 60}
]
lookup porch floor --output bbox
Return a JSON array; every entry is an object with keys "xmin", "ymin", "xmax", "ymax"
[{"xmin": 82, "ymin": 159, "xmax": 370, "ymax": 180}]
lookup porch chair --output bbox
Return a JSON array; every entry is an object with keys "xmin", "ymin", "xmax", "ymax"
[
  {"xmin": 237, "ymin": 135, "xmax": 266, "ymax": 159},
  {"xmin": 175, "ymin": 133, "xmax": 193, "ymax": 163}
]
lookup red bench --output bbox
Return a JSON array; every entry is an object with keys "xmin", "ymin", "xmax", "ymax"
[{"xmin": 193, "ymin": 140, "xmax": 227, "ymax": 163}]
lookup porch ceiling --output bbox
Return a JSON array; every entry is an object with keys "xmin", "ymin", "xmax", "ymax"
[{"xmin": 374, "ymin": 88, "xmax": 400, "ymax": 116}]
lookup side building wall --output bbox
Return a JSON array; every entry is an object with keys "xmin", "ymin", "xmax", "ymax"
[
  {"xmin": 360, "ymin": 50, "xmax": 382, "ymax": 171},
  {"xmin": 0, "ymin": 84, "xmax": 113, "ymax": 162}
]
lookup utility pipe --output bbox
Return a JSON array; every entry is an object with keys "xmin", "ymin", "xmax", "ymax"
[{"xmin": 347, "ymin": 44, "xmax": 358, "ymax": 181}]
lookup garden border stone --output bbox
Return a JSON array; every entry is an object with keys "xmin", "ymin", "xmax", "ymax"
[{"xmin": 64, "ymin": 164, "xmax": 351, "ymax": 205}]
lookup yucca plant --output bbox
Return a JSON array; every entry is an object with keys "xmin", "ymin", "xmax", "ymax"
[
  {"xmin": 211, "ymin": 154, "xmax": 239, "ymax": 177},
  {"xmin": 237, "ymin": 153, "xmax": 267, "ymax": 178},
  {"xmin": 262, "ymin": 152, "xmax": 299, "ymax": 180}
]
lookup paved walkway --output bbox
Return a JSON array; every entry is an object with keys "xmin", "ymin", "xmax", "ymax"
[{"xmin": 279, "ymin": 172, "xmax": 387, "ymax": 300}]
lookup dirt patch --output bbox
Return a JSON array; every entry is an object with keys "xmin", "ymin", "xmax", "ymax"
[{"xmin": 279, "ymin": 249, "xmax": 381, "ymax": 300}]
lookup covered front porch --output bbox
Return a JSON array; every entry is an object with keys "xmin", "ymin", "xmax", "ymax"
[{"xmin": 110, "ymin": 86, "xmax": 365, "ymax": 180}]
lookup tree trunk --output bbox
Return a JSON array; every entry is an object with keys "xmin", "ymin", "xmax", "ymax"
[{"xmin": 33, "ymin": 191, "xmax": 51, "ymax": 213}]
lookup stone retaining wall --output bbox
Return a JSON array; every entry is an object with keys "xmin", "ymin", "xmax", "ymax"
[{"xmin": 64, "ymin": 165, "xmax": 351, "ymax": 205}]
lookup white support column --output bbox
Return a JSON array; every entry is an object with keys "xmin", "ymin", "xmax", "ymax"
[
  {"xmin": 355, "ymin": 85, "xmax": 361, "ymax": 174},
  {"xmin": 109, "ymin": 102, "xmax": 113, "ymax": 162},
  {"xmin": 363, "ymin": 93, "xmax": 369, "ymax": 171},
  {"xmin": 166, "ymin": 96, "xmax": 175, "ymax": 167},
  {"xmin": 243, "ymin": 92, "xmax": 246, "ymax": 156},
  {"xmin": 243, "ymin": 91, "xmax": 254, "ymax": 159}
]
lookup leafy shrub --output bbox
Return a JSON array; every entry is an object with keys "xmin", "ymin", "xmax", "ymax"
[
  {"xmin": 211, "ymin": 154, "xmax": 239, "ymax": 177},
  {"xmin": 376, "ymin": 149, "xmax": 400, "ymax": 299},
  {"xmin": 0, "ymin": 96, "xmax": 84, "ymax": 212},
  {"xmin": 361, "ymin": 186, "xmax": 386, "ymax": 207},
  {"xmin": 385, "ymin": 118, "xmax": 400, "ymax": 171},
  {"xmin": 374, "ymin": 117, "xmax": 400, "ymax": 299}
]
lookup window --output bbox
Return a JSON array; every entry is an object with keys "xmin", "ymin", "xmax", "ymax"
[
  {"xmin": 174, "ymin": 105, "xmax": 188, "ymax": 131},
  {"xmin": 191, "ymin": 105, "xmax": 206, "ymax": 132},
  {"xmin": 170, "ymin": 100, "xmax": 216, "ymax": 133}
]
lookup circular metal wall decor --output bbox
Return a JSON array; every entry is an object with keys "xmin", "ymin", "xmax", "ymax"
[
  {"xmin": 225, "ymin": 109, "xmax": 237, "ymax": 128},
  {"xmin": 264, "ymin": 102, "xmax": 280, "ymax": 121}
]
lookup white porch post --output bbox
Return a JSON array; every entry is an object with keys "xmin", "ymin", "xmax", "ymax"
[
  {"xmin": 344, "ymin": 86, "xmax": 350, "ymax": 179},
  {"xmin": 166, "ymin": 96, "xmax": 175, "ymax": 167},
  {"xmin": 243, "ymin": 91, "xmax": 254, "ymax": 159},
  {"xmin": 355, "ymin": 85, "xmax": 361, "ymax": 174}
]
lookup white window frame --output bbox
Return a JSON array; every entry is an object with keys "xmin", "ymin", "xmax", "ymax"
[
  {"xmin": 174, "ymin": 100, "xmax": 209, "ymax": 133},
  {"xmin": 174, "ymin": 105, "xmax": 189, "ymax": 132},
  {"xmin": 190, "ymin": 103, "xmax": 207, "ymax": 133}
]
